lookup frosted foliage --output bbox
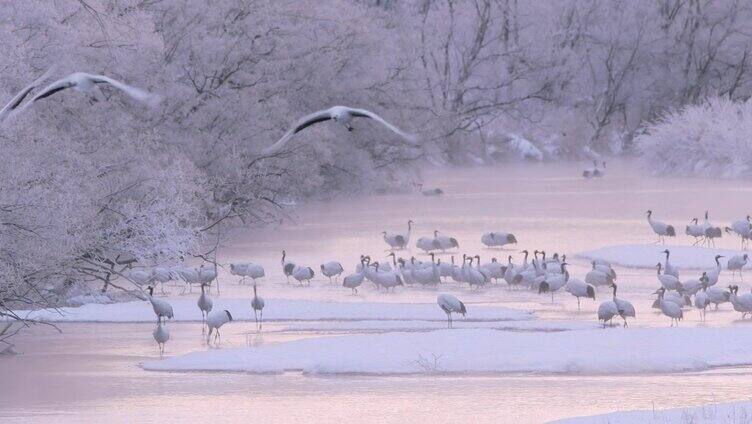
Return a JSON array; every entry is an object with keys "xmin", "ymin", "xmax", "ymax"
[{"xmin": 637, "ymin": 97, "xmax": 752, "ymax": 178}]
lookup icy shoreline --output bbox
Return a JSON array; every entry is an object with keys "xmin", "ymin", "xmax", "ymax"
[
  {"xmin": 553, "ymin": 400, "xmax": 752, "ymax": 423},
  {"xmin": 9, "ymin": 298, "xmax": 532, "ymax": 323},
  {"xmin": 576, "ymin": 244, "xmax": 748, "ymax": 270},
  {"xmin": 143, "ymin": 327, "xmax": 752, "ymax": 375}
]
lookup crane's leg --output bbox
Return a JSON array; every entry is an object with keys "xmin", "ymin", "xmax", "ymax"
[
  {"xmin": 254, "ymin": 310, "xmax": 259, "ymax": 332},
  {"xmin": 577, "ymin": 297, "xmax": 581, "ymax": 310},
  {"xmin": 260, "ymin": 310, "xmax": 264, "ymax": 331}
]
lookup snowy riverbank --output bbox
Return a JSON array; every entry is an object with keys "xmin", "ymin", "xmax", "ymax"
[
  {"xmin": 576, "ymin": 244, "xmax": 747, "ymax": 270},
  {"xmin": 553, "ymin": 400, "xmax": 752, "ymax": 423},
  {"xmin": 143, "ymin": 327, "xmax": 752, "ymax": 375}
]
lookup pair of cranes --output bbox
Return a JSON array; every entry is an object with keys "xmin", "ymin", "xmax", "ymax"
[
  {"xmin": 582, "ymin": 160, "xmax": 606, "ymax": 178},
  {"xmin": 3, "ymin": 71, "xmax": 419, "ymax": 157},
  {"xmin": 279, "ymin": 250, "xmax": 346, "ymax": 286},
  {"xmin": 382, "ymin": 220, "xmax": 461, "ymax": 254}
]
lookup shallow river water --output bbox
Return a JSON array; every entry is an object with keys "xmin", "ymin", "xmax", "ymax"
[{"xmin": 3, "ymin": 160, "xmax": 752, "ymax": 423}]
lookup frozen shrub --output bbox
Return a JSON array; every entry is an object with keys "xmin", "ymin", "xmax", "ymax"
[{"xmin": 636, "ymin": 97, "xmax": 752, "ymax": 178}]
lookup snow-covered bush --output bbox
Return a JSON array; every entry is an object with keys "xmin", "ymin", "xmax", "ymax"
[{"xmin": 636, "ymin": 97, "xmax": 752, "ymax": 178}]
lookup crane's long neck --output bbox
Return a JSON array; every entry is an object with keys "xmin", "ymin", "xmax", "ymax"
[
  {"xmin": 200, "ymin": 284, "xmax": 206, "ymax": 295},
  {"xmin": 253, "ymin": 284, "xmax": 258, "ymax": 297},
  {"xmin": 612, "ymin": 285, "xmax": 617, "ymax": 300}
]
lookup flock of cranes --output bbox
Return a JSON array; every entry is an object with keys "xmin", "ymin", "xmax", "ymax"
[
  {"xmin": 9, "ymin": 70, "xmax": 750, "ymax": 356},
  {"xmin": 141, "ymin": 213, "xmax": 752, "ymax": 356}
]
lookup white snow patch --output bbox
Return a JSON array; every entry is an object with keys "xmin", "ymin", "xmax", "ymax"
[
  {"xmin": 507, "ymin": 133, "xmax": 544, "ymax": 161},
  {"xmin": 576, "ymin": 244, "xmax": 748, "ymax": 270},
  {"xmin": 143, "ymin": 327, "xmax": 752, "ymax": 375},
  {"xmin": 10, "ymin": 299, "xmax": 532, "ymax": 323},
  {"xmin": 277, "ymin": 319, "xmax": 596, "ymax": 333},
  {"xmin": 553, "ymin": 400, "xmax": 752, "ymax": 423}
]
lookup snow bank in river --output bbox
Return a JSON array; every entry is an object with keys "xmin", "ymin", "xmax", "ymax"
[
  {"xmin": 10, "ymin": 299, "xmax": 532, "ymax": 323},
  {"xmin": 143, "ymin": 327, "xmax": 752, "ymax": 375},
  {"xmin": 554, "ymin": 400, "xmax": 752, "ymax": 423},
  {"xmin": 277, "ymin": 319, "xmax": 596, "ymax": 333},
  {"xmin": 577, "ymin": 244, "xmax": 748, "ymax": 270}
]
